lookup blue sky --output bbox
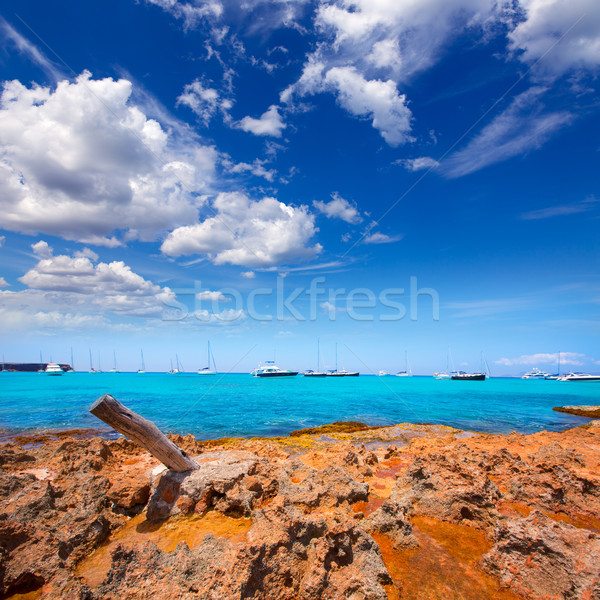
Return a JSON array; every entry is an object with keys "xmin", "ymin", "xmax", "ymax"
[{"xmin": 0, "ymin": 0, "xmax": 598, "ymax": 375}]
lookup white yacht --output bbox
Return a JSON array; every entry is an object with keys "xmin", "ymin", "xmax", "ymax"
[
  {"xmin": 252, "ymin": 361, "xmax": 298, "ymax": 377},
  {"xmin": 557, "ymin": 372, "xmax": 600, "ymax": 382},
  {"xmin": 433, "ymin": 372, "xmax": 451, "ymax": 380},
  {"xmin": 45, "ymin": 363, "xmax": 64, "ymax": 376},
  {"xmin": 522, "ymin": 368, "xmax": 550, "ymax": 379},
  {"xmin": 378, "ymin": 370, "xmax": 390, "ymax": 376}
]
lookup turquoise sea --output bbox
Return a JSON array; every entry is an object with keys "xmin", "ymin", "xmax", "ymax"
[{"xmin": 1, "ymin": 373, "xmax": 599, "ymax": 440}]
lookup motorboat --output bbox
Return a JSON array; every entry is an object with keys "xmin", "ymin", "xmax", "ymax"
[
  {"xmin": 433, "ymin": 372, "xmax": 451, "ymax": 380},
  {"xmin": 557, "ymin": 372, "xmax": 600, "ymax": 382},
  {"xmin": 378, "ymin": 370, "xmax": 390, "ymax": 376},
  {"xmin": 45, "ymin": 363, "xmax": 63, "ymax": 376},
  {"xmin": 252, "ymin": 361, "xmax": 298, "ymax": 377},
  {"xmin": 522, "ymin": 368, "xmax": 550, "ymax": 379}
]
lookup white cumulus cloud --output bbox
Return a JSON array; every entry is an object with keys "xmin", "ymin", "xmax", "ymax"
[
  {"xmin": 313, "ymin": 192, "xmax": 362, "ymax": 224},
  {"xmin": 283, "ymin": 61, "xmax": 413, "ymax": 146},
  {"xmin": 177, "ymin": 79, "xmax": 232, "ymax": 125},
  {"xmin": 11, "ymin": 243, "xmax": 175, "ymax": 318},
  {"xmin": 0, "ymin": 72, "xmax": 217, "ymax": 246},
  {"xmin": 196, "ymin": 290, "xmax": 231, "ymax": 301},
  {"xmin": 508, "ymin": 0, "xmax": 600, "ymax": 79},
  {"xmin": 363, "ymin": 231, "xmax": 403, "ymax": 244},
  {"xmin": 144, "ymin": 0, "xmax": 223, "ymax": 30},
  {"xmin": 397, "ymin": 157, "xmax": 440, "ymax": 171},
  {"xmin": 494, "ymin": 352, "xmax": 587, "ymax": 366},
  {"xmin": 161, "ymin": 191, "xmax": 322, "ymax": 267},
  {"xmin": 238, "ymin": 105, "xmax": 286, "ymax": 137}
]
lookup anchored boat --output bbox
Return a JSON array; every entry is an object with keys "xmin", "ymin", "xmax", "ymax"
[{"xmin": 252, "ymin": 361, "xmax": 298, "ymax": 377}]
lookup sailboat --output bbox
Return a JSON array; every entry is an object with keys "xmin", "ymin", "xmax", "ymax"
[
  {"xmin": 38, "ymin": 351, "xmax": 45, "ymax": 373},
  {"xmin": 67, "ymin": 347, "xmax": 75, "ymax": 373},
  {"xmin": 89, "ymin": 348, "xmax": 98, "ymax": 373},
  {"xmin": 545, "ymin": 352, "xmax": 561, "ymax": 380},
  {"xmin": 434, "ymin": 349, "xmax": 453, "ymax": 379},
  {"xmin": 169, "ymin": 355, "xmax": 182, "ymax": 374},
  {"xmin": 137, "ymin": 349, "xmax": 146, "ymax": 374},
  {"xmin": 395, "ymin": 351, "xmax": 412, "ymax": 377},
  {"xmin": 109, "ymin": 350, "xmax": 120, "ymax": 373},
  {"xmin": 198, "ymin": 341, "xmax": 217, "ymax": 375},
  {"xmin": 303, "ymin": 339, "xmax": 326, "ymax": 377},
  {"xmin": 326, "ymin": 343, "xmax": 359, "ymax": 377},
  {"xmin": 450, "ymin": 352, "xmax": 489, "ymax": 381}
]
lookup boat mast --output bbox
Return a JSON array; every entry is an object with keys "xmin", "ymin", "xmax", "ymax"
[
  {"xmin": 557, "ymin": 351, "xmax": 560, "ymax": 376},
  {"xmin": 207, "ymin": 341, "xmax": 210, "ymax": 369},
  {"xmin": 335, "ymin": 342, "xmax": 338, "ymax": 372},
  {"xmin": 71, "ymin": 347, "xmax": 74, "ymax": 372},
  {"xmin": 89, "ymin": 348, "xmax": 93, "ymax": 371},
  {"xmin": 113, "ymin": 350, "xmax": 117, "ymax": 371},
  {"xmin": 141, "ymin": 349, "xmax": 145, "ymax": 371},
  {"xmin": 317, "ymin": 338, "xmax": 320, "ymax": 372}
]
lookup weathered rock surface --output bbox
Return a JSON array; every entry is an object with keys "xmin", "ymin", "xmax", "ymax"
[
  {"xmin": 90, "ymin": 502, "xmax": 391, "ymax": 600},
  {"xmin": 392, "ymin": 444, "xmax": 502, "ymax": 528},
  {"xmin": 1, "ymin": 421, "xmax": 599, "ymax": 599},
  {"xmin": 483, "ymin": 511, "xmax": 600, "ymax": 599},
  {"xmin": 362, "ymin": 500, "xmax": 418, "ymax": 549},
  {"xmin": 279, "ymin": 463, "xmax": 369, "ymax": 508},
  {"xmin": 146, "ymin": 450, "xmax": 264, "ymax": 522}
]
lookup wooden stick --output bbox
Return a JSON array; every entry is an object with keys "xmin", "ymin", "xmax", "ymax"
[{"xmin": 89, "ymin": 393, "xmax": 199, "ymax": 472}]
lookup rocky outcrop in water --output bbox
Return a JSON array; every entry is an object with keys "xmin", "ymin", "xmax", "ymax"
[{"xmin": 553, "ymin": 405, "xmax": 600, "ymax": 419}]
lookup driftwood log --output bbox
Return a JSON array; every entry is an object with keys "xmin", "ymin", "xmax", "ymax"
[{"xmin": 90, "ymin": 393, "xmax": 199, "ymax": 472}]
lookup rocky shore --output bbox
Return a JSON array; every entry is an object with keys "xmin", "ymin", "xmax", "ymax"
[{"xmin": 1, "ymin": 420, "xmax": 599, "ymax": 600}]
